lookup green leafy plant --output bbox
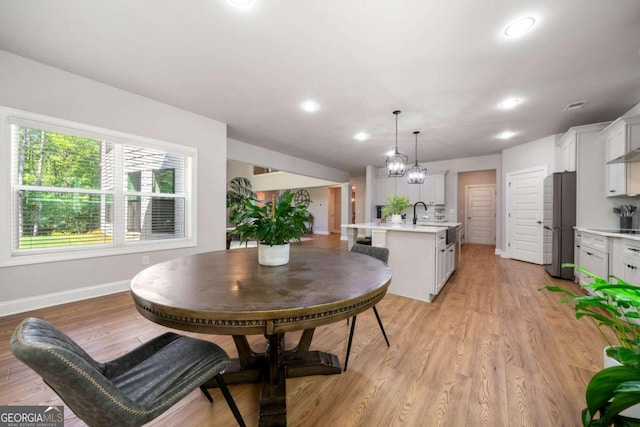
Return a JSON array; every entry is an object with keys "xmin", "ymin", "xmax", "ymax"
[
  {"xmin": 226, "ymin": 177, "xmax": 256, "ymax": 218},
  {"xmin": 381, "ymin": 194, "xmax": 411, "ymax": 217},
  {"xmin": 542, "ymin": 265, "xmax": 640, "ymax": 426},
  {"xmin": 232, "ymin": 189, "xmax": 311, "ymax": 246}
]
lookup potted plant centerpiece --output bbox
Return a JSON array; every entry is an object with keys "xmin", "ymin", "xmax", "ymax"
[
  {"xmin": 232, "ymin": 189, "xmax": 311, "ymax": 266},
  {"xmin": 382, "ymin": 194, "xmax": 411, "ymax": 224},
  {"xmin": 542, "ymin": 265, "xmax": 640, "ymax": 426}
]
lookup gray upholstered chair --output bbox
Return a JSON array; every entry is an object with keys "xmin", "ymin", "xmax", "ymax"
[
  {"xmin": 345, "ymin": 244, "xmax": 391, "ymax": 371},
  {"xmin": 10, "ymin": 317, "xmax": 245, "ymax": 427}
]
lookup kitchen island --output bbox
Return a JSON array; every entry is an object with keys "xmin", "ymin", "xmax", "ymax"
[{"xmin": 344, "ymin": 222, "xmax": 461, "ymax": 302}]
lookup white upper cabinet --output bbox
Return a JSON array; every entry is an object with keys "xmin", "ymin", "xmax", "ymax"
[
  {"xmin": 602, "ymin": 115, "xmax": 640, "ymax": 197},
  {"xmin": 562, "ymin": 122, "xmax": 610, "ymax": 228},
  {"xmin": 377, "ymin": 171, "xmax": 446, "ymax": 206},
  {"xmin": 423, "ymin": 173, "xmax": 446, "ymax": 205},
  {"xmin": 556, "ymin": 131, "xmax": 577, "ymax": 172},
  {"xmin": 605, "ymin": 119, "xmax": 627, "ymax": 196}
]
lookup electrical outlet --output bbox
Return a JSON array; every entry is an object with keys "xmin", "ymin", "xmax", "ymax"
[{"xmin": 142, "ymin": 256, "xmax": 149, "ymax": 265}]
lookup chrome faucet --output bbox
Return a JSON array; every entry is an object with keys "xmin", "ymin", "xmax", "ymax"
[{"xmin": 413, "ymin": 201, "xmax": 428, "ymax": 225}]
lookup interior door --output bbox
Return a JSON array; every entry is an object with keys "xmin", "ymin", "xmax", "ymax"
[
  {"xmin": 507, "ymin": 166, "xmax": 547, "ymax": 264},
  {"xmin": 465, "ymin": 184, "xmax": 496, "ymax": 244},
  {"xmin": 328, "ymin": 187, "xmax": 342, "ymax": 234}
]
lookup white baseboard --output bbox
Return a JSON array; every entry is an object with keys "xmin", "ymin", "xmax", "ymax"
[
  {"xmin": 313, "ymin": 230, "xmax": 330, "ymax": 235},
  {"xmin": 0, "ymin": 280, "xmax": 130, "ymax": 317}
]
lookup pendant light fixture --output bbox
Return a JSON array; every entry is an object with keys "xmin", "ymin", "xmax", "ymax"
[
  {"xmin": 385, "ymin": 110, "xmax": 408, "ymax": 177},
  {"xmin": 407, "ymin": 131, "xmax": 427, "ymax": 184}
]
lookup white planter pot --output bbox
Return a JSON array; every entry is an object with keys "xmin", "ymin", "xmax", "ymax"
[
  {"xmin": 604, "ymin": 348, "xmax": 640, "ymax": 418},
  {"xmin": 391, "ymin": 214, "xmax": 402, "ymax": 224},
  {"xmin": 258, "ymin": 243, "xmax": 290, "ymax": 266}
]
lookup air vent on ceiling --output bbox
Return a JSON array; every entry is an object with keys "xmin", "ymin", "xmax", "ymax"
[{"xmin": 564, "ymin": 100, "xmax": 588, "ymax": 111}]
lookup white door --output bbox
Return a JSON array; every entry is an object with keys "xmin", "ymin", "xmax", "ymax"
[
  {"xmin": 507, "ymin": 166, "xmax": 547, "ymax": 264},
  {"xmin": 465, "ymin": 184, "xmax": 496, "ymax": 245}
]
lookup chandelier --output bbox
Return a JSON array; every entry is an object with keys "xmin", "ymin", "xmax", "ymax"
[
  {"xmin": 385, "ymin": 110, "xmax": 408, "ymax": 177},
  {"xmin": 407, "ymin": 131, "xmax": 427, "ymax": 184}
]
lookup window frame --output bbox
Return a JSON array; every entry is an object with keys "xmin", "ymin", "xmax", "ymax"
[{"xmin": 0, "ymin": 107, "xmax": 198, "ymax": 267}]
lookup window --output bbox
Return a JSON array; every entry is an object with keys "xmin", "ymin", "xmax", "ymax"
[{"xmin": 7, "ymin": 111, "xmax": 195, "ymax": 263}]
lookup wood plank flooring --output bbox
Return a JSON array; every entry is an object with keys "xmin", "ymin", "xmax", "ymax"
[{"xmin": 0, "ymin": 235, "xmax": 604, "ymax": 426}]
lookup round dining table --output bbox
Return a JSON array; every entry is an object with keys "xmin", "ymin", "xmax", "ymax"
[{"xmin": 130, "ymin": 246, "xmax": 392, "ymax": 427}]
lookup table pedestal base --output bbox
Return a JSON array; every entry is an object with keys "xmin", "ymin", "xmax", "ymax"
[{"xmin": 204, "ymin": 328, "xmax": 342, "ymax": 427}]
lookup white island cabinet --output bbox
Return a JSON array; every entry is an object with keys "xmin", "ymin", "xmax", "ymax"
[{"xmin": 344, "ymin": 222, "xmax": 461, "ymax": 302}]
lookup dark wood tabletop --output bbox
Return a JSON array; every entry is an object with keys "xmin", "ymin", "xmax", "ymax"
[{"xmin": 130, "ymin": 246, "xmax": 392, "ymax": 427}]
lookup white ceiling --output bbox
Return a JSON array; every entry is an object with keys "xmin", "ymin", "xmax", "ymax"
[{"xmin": 0, "ymin": 1, "xmax": 639, "ymax": 176}]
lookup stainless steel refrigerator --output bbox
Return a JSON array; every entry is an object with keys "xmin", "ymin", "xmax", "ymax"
[{"xmin": 543, "ymin": 171, "xmax": 576, "ymax": 280}]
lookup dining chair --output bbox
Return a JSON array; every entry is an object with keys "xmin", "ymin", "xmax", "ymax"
[
  {"xmin": 10, "ymin": 317, "xmax": 246, "ymax": 427},
  {"xmin": 345, "ymin": 244, "xmax": 391, "ymax": 371}
]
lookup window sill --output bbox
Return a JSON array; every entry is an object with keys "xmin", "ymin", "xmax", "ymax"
[{"xmin": 1, "ymin": 239, "xmax": 197, "ymax": 267}]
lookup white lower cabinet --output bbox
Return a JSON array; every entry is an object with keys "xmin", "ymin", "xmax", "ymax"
[
  {"xmin": 435, "ymin": 238, "xmax": 455, "ymax": 294},
  {"xmin": 612, "ymin": 239, "xmax": 640, "ymax": 286},
  {"xmin": 578, "ymin": 246, "xmax": 608, "ymax": 287},
  {"xmin": 446, "ymin": 243, "xmax": 455, "ymax": 278},
  {"xmin": 577, "ymin": 231, "xmax": 610, "ymax": 290},
  {"xmin": 435, "ymin": 231, "xmax": 447, "ymax": 292},
  {"xmin": 574, "ymin": 230, "xmax": 582, "ymax": 284},
  {"xmin": 619, "ymin": 256, "xmax": 640, "ymax": 285}
]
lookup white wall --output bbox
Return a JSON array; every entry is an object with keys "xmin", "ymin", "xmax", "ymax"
[
  {"xmin": 228, "ymin": 138, "xmax": 349, "ymax": 183},
  {"xmin": 251, "ymin": 172, "xmax": 338, "ymax": 192},
  {"xmin": 227, "ymin": 159, "xmax": 338, "ymax": 192},
  {"xmin": 306, "ymin": 187, "xmax": 330, "ymax": 234},
  {"xmin": 502, "ymin": 134, "xmax": 558, "ymax": 176},
  {"xmin": 0, "ymin": 50, "xmax": 227, "ymax": 314},
  {"xmin": 227, "ymin": 159, "xmax": 253, "ymax": 181}
]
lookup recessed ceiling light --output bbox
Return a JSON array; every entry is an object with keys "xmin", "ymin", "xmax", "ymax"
[
  {"xmin": 354, "ymin": 132, "xmax": 369, "ymax": 141},
  {"xmin": 504, "ymin": 17, "xmax": 536, "ymax": 38},
  {"xmin": 498, "ymin": 98, "xmax": 522, "ymax": 109},
  {"xmin": 227, "ymin": 0, "xmax": 254, "ymax": 8},
  {"xmin": 497, "ymin": 131, "xmax": 516, "ymax": 140},
  {"xmin": 300, "ymin": 100, "xmax": 320, "ymax": 113}
]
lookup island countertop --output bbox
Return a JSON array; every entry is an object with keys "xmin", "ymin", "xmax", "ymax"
[{"xmin": 344, "ymin": 222, "xmax": 461, "ymax": 233}]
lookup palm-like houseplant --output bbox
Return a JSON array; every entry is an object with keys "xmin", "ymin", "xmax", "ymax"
[
  {"xmin": 542, "ymin": 265, "xmax": 640, "ymax": 426},
  {"xmin": 227, "ymin": 177, "xmax": 256, "ymax": 217},
  {"xmin": 231, "ymin": 189, "xmax": 311, "ymax": 266},
  {"xmin": 226, "ymin": 177, "xmax": 256, "ymax": 248}
]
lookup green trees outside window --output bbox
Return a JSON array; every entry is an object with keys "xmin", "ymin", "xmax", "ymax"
[{"xmin": 12, "ymin": 121, "xmax": 190, "ymax": 253}]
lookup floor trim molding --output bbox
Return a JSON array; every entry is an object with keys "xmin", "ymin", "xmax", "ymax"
[{"xmin": 0, "ymin": 280, "xmax": 130, "ymax": 317}]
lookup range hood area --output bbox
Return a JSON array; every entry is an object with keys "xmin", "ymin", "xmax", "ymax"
[
  {"xmin": 604, "ymin": 115, "xmax": 640, "ymax": 164},
  {"xmin": 607, "ymin": 149, "xmax": 640, "ymax": 164}
]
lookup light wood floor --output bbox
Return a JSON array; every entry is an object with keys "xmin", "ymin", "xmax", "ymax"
[{"xmin": 0, "ymin": 235, "xmax": 604, "ymax": 426}]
